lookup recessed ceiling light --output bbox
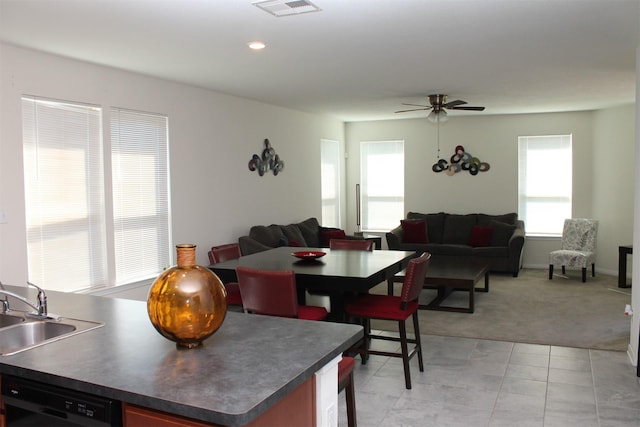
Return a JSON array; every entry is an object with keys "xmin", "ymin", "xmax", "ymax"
[{"xmin": 248, "ymin": 41, "xmax": 266, "ymax": 50}]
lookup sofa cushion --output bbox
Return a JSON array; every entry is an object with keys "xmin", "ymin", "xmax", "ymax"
[
  {"xmin": 280, "ymin": 224, "xmax": 308, "ymax": 247},
  {"xmin": 442, "ymin": 214, "xmax": 477, "ymax": 245},
  {"xmin": 468, "ymin": 225, "xmax": 493, "ymax": 247},
  {"xmin": 488, "ymin": 220, "xmax": 517, "ymax": 246},
  {"xmin": 297, "ymin": 217, "xmax": 320, "ymax": 247},
  {"xmin": 401, "ymin": 219, "xmax": 428, "ymax": 243},
  {"xmin": 319, "ymin": 227, "xmax": 346, "ymax": 246},
  {"xmin": 477, "ymin": 213, "xmax": 518, "ymax": 226},
  {"xmin": 249, "ymin": 224, "xmax": 287, "ymax": 247},
  {"xmin": 406, "ymin": 212, "xmax": 445, "ymax": 243}
]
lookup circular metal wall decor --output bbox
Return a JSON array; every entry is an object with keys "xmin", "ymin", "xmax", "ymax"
[
  {"xmin": 248, "ymin": 139, "xmax": 284, "ymax": 176},
  {"xmin": 432, "ymin": 145, "xmax": 490, "ymax": 176}
]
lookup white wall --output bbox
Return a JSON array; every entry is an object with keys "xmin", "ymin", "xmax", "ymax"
[
  {"xmin": 0, "ymin": 43, "xmax": 345, "ymax": 285},
  {"xmin": 345, "ymin": 108, "xmax": 635, "ymax": 274},
  {"xmin": 592, "ymin": 105, "xmax": 636, "ymax": 277}
]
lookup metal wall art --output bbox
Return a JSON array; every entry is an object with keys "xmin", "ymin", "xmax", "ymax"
[
  {"xmin": 248, "ymin": 138, "xmax": 284, "ymax": 176},
  {"xmin": 432, "ymin": 145, "xmax": 490, "ymax": 176}
]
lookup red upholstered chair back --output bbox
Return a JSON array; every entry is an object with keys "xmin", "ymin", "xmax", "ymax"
[
  {"xmin": 400, "ymin": 252, "xmax": 431, "ymax": 310},
  {"xmin": 329, "ymin": 239, "xmax": 374, "ymax": 251},
  {"xmin": 209, "ymin": 243, "xmax": 242, "ymax": 264},
  {"xmin": 236, "ymin": 267, "xmax": 299, "ymax": 318}
]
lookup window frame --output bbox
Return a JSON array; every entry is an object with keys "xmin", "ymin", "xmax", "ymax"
[
  {"xmin": 359, "ymin": 140, "xmax": 404, "ymax": 232},
  {"xmin": 21, "ymin": 96, "xmax": 172, "ymax": 293},
  {"xmin": 110, "ymin": 107, "xmax": 172, "ymax": 286},
  {"xmin": 517, "ymin": 134, "xmax": 572, "ymax": 237},
  {"xmin": 320, "ymin": 139, "xmax": 341, "ymax": 229}
]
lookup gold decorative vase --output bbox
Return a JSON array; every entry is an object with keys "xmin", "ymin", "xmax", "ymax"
[{"xmin": 147, "ymin": 244, "xmax": 228, "ymax": 349}]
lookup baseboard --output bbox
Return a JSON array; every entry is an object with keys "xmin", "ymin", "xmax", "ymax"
[{"xmin": 522, "ymin": 264, "xmax": 622, "ymax": 278}]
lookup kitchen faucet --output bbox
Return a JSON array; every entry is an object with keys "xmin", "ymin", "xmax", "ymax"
[{"xmin": 0, "ymin": 281, "xmax": 48, "ymax": 318}]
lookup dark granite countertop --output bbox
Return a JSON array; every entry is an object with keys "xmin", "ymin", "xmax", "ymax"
[{"xmin": 0, "ymin": 285, "xmax": 363, "ymax": 426}]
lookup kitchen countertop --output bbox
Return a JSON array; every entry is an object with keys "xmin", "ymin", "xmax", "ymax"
[{"xmin": 0, "ymin": 285, "xmax": 363, "ymax": 426}]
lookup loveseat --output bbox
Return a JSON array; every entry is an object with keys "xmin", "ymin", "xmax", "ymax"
[
  {"xmin": 239, "ymin": 217, "xmax": 360, "ymax": 255},
  {"xmin": 386, "ymin": 212, "xmax": 525, "ymax": 276}
]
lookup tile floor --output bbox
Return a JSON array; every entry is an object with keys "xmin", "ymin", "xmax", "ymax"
[{"xmin": 337, "ymin": 332, "xmax": 640, "ymax": 427}]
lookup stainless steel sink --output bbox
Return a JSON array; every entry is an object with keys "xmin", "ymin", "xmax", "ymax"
[
  {"xmin": 0, "ymin": 313, "xmax": 25, "ymax": 328},
  {"xmin": 0, "ymin": 312, "xmax": 103, "ymax": 356}
]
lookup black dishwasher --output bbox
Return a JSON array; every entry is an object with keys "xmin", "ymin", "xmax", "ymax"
[{"xmin": 2, "ymin": 375, "xmax": 122, "ymax": 426}]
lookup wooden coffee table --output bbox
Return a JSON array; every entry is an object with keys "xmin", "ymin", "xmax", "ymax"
[{"xmin": 387, "ymin": 257, "xmax": 489, "ymax": 313}]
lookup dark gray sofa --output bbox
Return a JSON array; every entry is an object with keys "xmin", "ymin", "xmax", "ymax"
[
  {"xmin": 386, "ymin": 212, "xmax": 525, "ymax": 277},
  {"xmin": 239, "ymin": 217, "xmax": 361, "ymax": 255}
]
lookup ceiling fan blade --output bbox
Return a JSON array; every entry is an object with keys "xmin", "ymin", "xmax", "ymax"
[
  {"xmin": 450, "ymin": 106, "xmax": 485, "ymax": 111},
  {"xmin": 400, "ymin": 103, "xmax": 430, "ymax": 108},
  {"xmin": 443, "ymin": 99, "xmax": 466, "ymax": 108},
  {"xmin": 395, "ymin": 107, "xmax": 430, "ymax": 113}
]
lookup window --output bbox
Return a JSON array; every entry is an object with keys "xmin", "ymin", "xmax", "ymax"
[
  {"xmin": 22, "ymin": 97, "xmax": 172, "ymax": 292},
  {"xmin": 22, "ymin": 97, "xmax": 108, "ymax": 292},
  {"xmin": 518, "ymin": 135, "xmax": 572, "ymax": 236},
  {"xmin": 111, "ymin": 108, "xmax": 172, "ymax": 286},
  {"xmin": 359, "ymin": 140, "xmax": 404, "ymax": 231},
  {"xmin": 320, "ymin": 139, "xmax": 340, "ymax": 228}
]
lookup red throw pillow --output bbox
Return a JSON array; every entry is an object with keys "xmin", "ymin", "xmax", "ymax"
[
  {"xmin": 401, "ymin": 220, "xmax": 428, "ymax": 244},
  {"xmin": 468, "ymin": 225, "xmax": 494, "ymax": 247},
  {"xmin": 320, "ymin": 229, "xmax": 346, "ymax": 246},
  {"xmin": 288, "ymin": 239, "xmax": 302, "ymax": 247}
]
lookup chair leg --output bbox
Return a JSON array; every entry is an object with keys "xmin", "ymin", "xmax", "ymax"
[
  {"xmin": 361, "ymin": 318, "xmax": 371, "ymax": 365},
  {"xmin": 344, "ymin": 371, "xmax": 356, "ymax": 427},
  {"xmin": 562, "ymin": 265, "xmax": 566, "ymax": 275},
  {"xmin": 592, "ymin": 263, "xmax": 595, "ymax": 277},
  {"xmin": 582, "ymin": 267, "xmax": 587, "ymax": 282},
  {"xmin": 412, "ymin": 312, "xmax": 424, "ymax": 372},
  {"xmin": 398, "ymin": 320, "xmax": 412, "ymax": 389},
  {"xmin": 549, "ymin": 264, "xmax": 553, "ymax": 280}
]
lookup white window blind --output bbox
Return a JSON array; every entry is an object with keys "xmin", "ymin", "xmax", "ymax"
[
  {"xmin": 22, "ymin": 96, "xmax": 108, "ymax": 292},
  {"xmin": 360, "ymin": 140, "xmax": 404, "ymax": 231},
  {"xmin": 518, "ymin": 135, "xmax": 572, "ymax": 236},
  {"xmin": 320, "ymin": 139, "xmax": 341, "ymax": 228},
  {"xmin": 111, "ymin": 108, "xmax": 171, "ymax": 285}
]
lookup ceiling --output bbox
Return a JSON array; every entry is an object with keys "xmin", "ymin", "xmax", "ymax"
[{"xmin": 1, "ymin": 0, "xmax": 638, "ymax": 122}]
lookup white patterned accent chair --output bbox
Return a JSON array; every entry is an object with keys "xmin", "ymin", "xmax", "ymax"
[{"xmin": 548, "ymin": 218, "xmax": 599, "ymax": 282}]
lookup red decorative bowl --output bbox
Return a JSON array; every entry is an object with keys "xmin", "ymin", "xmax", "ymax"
[{"xmin": 292, "ymin": 251, "xmax": 326, "ymax": 260}]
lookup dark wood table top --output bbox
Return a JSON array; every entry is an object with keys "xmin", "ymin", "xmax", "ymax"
[
  {"xmin": 210, "ymin": 246, "xmax": 416, "ymax": 293},
  {"xmin": 425, "ymin": 257, "xmax": 488, "ymax": 283},
  {"xmin": 391, "ymin": 256, "xmax": 489, "ymax": 284}
]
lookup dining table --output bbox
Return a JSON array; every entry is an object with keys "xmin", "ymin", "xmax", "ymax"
[{"xmin": 209, "ymin": 246, "xmax": 417, "ymax": 321}]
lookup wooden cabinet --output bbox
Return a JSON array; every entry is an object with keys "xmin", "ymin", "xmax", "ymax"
[
  {"xmin": 123, "ymin": 376, "xmax": 315, "ymax": 427},
  {"xmin": 124, "ymin": 404, "xmax": 216, "ymax": 427}
]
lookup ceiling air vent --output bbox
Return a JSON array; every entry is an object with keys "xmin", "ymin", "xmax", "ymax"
[{"xmin": 253, "ymin": 0, "xmax": 321, "ymax": 17}]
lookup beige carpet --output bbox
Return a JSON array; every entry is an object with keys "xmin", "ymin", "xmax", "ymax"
[{"xmin": 373, "ymin": 268, "xmax": 632, "ymax": 351}]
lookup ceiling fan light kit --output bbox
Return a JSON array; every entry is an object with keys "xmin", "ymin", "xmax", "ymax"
[{"xmin": 427, "ymin": 110, "xmax": 447, "ymax": 123}]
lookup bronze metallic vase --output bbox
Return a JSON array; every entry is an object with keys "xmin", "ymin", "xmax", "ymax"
[{"xmin": 147, "ymin": 244, "xmax": 228, "ymax": 349}]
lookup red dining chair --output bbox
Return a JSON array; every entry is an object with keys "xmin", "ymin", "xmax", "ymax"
[
  {"xmin": 235, "ymin": 267, "xmax": 328, "ymax": 320},
  {"xmin": 329, "ymin": 239, "xmax": 374, "ymax": 251},
  {"xmin": 236, "ymin": 266, "xmax": 356, "ymax": 426},
  {"xmin": 345, "ymin": 252, "xmax": 431, "ymax": 389},
  {"xmin": 338, "ymin": 355, "xmax": 357, "ymax": 427},
  {"xmin": 208, "ymin": 244, "xmax": 243, "ymax": 306}
]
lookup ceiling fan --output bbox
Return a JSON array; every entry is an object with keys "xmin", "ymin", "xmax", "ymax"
[{"xmin": 395, "ymin": 94, "xmax": 485, "ymax": 122}]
